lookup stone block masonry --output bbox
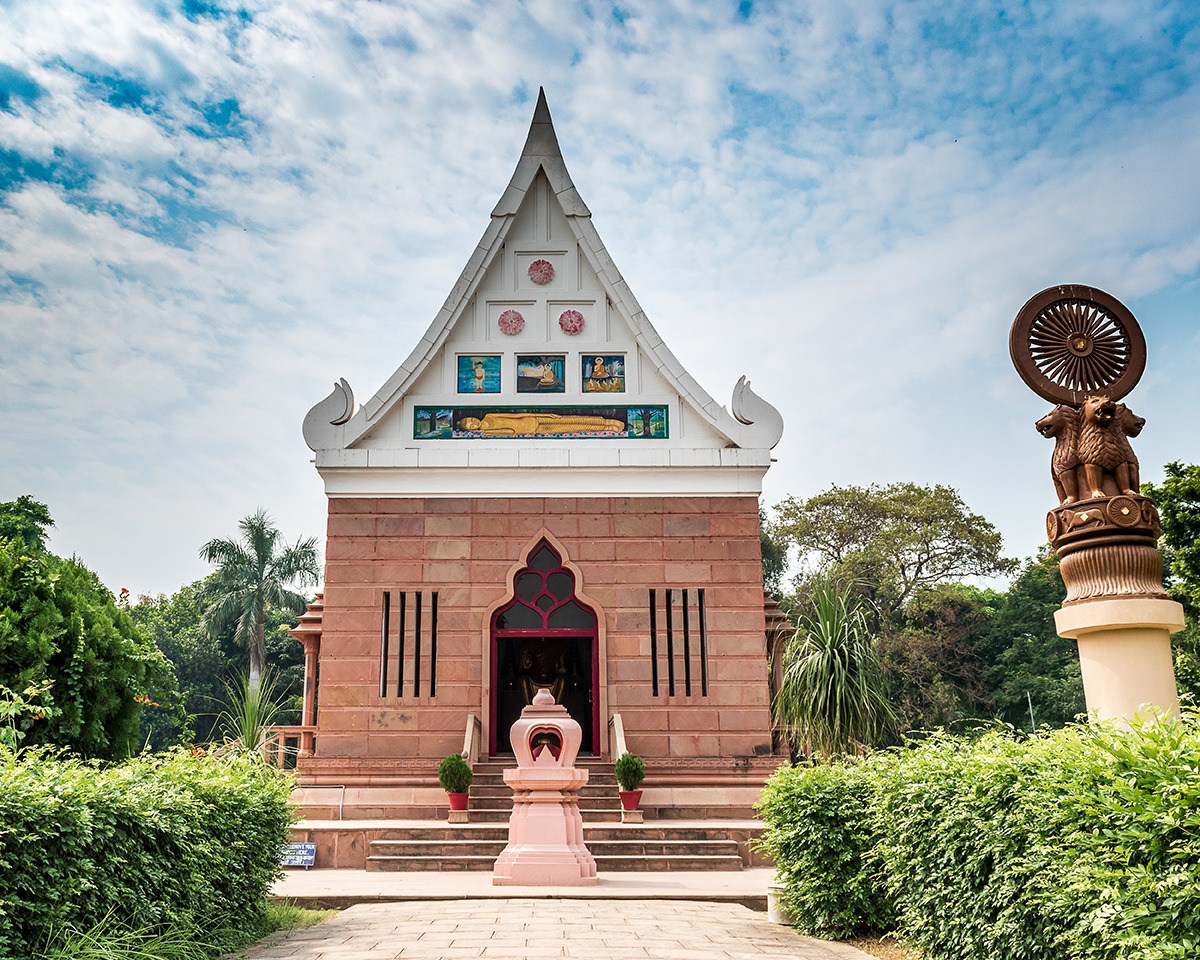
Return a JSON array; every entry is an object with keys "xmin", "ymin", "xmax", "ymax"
[{"xmin": 311, "ymin": 495, "xmax": 773, "ymax": 768}]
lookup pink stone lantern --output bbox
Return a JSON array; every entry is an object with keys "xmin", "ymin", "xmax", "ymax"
[{"xmin": 492, "ymin": 689, "xmax": 597, "ymax": 886}]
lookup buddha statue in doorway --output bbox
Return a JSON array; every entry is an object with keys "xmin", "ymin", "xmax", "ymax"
[{"xmin": 517, "ymin": 647, "xmax": 568, "ymax": 705}]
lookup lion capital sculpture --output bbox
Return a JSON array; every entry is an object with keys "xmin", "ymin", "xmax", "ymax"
[{"xmin": 1037, "ymin": 394, "xmax": 1143, "ymax": 504}]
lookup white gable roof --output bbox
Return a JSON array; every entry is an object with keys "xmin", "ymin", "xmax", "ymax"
[{"xmin": 304, "ymin": 90, "xmax": 783, "ymax": 499}]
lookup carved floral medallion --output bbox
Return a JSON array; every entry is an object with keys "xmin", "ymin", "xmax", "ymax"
[
  {"xmin": 558, "ymin": 309, "xmax": 585, "ymax": 335},
  {"xmin": 528, "ymin": 259, "xmax": 555, "ymax": 285},
  {"xmin": 498, "ymin": 309, "xmax": 525, "ymax": 335}
]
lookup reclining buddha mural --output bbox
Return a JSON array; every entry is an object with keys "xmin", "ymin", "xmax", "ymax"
[{"xmin": 414, "ymin": 405, "xmax": 668, "ymax": 439}]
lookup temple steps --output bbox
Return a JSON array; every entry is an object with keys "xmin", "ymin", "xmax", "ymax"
[
  {"xmin": 464, "ymin": 759, "xmax": 625, "ymax": 823},
  {"xmin": 364, "ymin": 825, "xmax": 747, "ymax": 872},
  {"xmin": 288, "ymin": 756, "xmax": 773, "ymax": 870}
]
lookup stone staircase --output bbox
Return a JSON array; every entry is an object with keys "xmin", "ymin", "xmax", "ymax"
[
  {"xmin": 365, "ymin": 822, "xmax": 748, "ymax": 872},
  {"xmin": 355, "ymin": 758, "xmax": 758, "ymax": 872},
  {"xmin": 289, "ymin": 755, "xmax": 771, "ymax": 872},
  {"xmin": 463, "ymin": 757, "xmax": 623, "ymax": 823}
]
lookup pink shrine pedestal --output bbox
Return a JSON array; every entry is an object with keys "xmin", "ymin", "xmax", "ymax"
[{"xmin": 492, "ymin": 689, "xmax": 598, "ymax": 886}]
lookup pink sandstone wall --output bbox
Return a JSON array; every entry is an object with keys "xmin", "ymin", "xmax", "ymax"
[{"xmin": 310, "ymin": 495, "xmax": 773, "ymax": 768}]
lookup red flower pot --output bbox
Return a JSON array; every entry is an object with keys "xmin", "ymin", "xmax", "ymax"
[
  {"xmin": 619, "ymin": 789, "xmax": 643, "ymax": 812},
  {"xmin": 447, "ymin": 791, "xmax": 469, "ymax": 811}
]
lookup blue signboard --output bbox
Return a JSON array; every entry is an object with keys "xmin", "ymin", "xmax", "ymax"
[{"xmin": 281, "ymin": 842, "xmax": 316, "ymax": 868}]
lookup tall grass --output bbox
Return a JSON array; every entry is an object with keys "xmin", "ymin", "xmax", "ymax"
[
  {"xmin": 35, "ymin": 914, "xmax": 238, "ymax": 960},
  {"xmin": 34, "ymin": 904, "xmax": 336, "ymax": 960}
]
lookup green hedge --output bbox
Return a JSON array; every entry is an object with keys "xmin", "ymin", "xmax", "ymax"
[
  {"xmin": 0, "ymin": 749, "xmax": 294, "ymax": 956},
  {"xmin": 758, "ymin": 719, "xmax": 1200, "ymax": 959},
  {"xmin": 756, "ymin": 757, "xmax": 896, "ymax": 937}
]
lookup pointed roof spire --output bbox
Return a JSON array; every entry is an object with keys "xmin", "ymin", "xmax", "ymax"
[
  {"xmin": 519, "ymin": 87, "xmax": 562, "ymax": 159},
  {"xmin": 493, "ymin": 88, "xmax": 589, "ymax": 218}
]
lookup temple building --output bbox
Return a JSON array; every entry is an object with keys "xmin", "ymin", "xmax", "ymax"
[{"xmin": 292, "ymin": 91, "xmax": 786, "ymax": 821}]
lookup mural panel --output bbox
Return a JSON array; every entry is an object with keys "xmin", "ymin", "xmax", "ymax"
[
  {"xmin": 414, "ymin": 405, "xmax": 669, "ymax": 439},
  {"xmin": 457, "ymin": 355, "xmax": 502, "ymax": 394},
  {"xmin": 582, "ymin": 354, "xmax": 625, "ymax": 393},
  {"xmin": 516, "ymin": 355, "xmax": 566, "ymax": 393}
]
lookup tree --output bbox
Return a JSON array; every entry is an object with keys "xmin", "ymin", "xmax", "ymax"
[
  {"xmin": 1142, "ymin": 462, "xmax": 1200, "ymax": 705},
  {"xmin": 773, "ymin": 575, "xmax": 895, "ymax": 758},
  {"xmin": 132, "ymin": 577, "xmax": 308, "ymax": 750},
  {"xmin": 0, "ymin": 495, "xmax": 54, "ymax": 552},
  {"xmin": 198, "ymin": 509, "xmax": 320, "ymax": 689},
  {"xmin": 760, "ymin": 508, "xmax": 787, "ymax": 598},
  {"xmin": 981, "ymin": 548, "xmax": 1084, "ymax": 729},
  {"xmin": 0, "ymin": 537, "xmax": 172, "ymax": 759},
  {"xmin": 771, "ymin": 483, "xmax": 1015, "ymax": 627},
  {"xmin": 879, "ymin": 583, "xmax": 999, "ymax": 733},
  {"xmin": 1143, "ymin": 462, "xmax": 1200, "ymax": 613},
  {"xmin": 131, "ymin": 577, "xmax": 230, "ymax": 749}
]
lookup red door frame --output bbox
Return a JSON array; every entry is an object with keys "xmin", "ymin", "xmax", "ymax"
[{"xmin": 488, "ymin": 541, "xmax": 600, "ymax": 755}]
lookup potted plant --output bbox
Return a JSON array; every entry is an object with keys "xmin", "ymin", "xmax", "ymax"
[
  {"xmin": 614, "ymin": 752, "xmax": 645, "ymax": 812},
  {"xmin": 438, "ymin": 753, "xmax": 473, "ymax": 811}
]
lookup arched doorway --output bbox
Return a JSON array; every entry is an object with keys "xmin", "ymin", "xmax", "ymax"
[{"xmin": 490, "ymin": 539, "xmax": 599, "ymax": 755}]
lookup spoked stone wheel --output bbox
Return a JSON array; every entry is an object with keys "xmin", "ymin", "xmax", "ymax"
[{"xmin": 1009, "ymin": 284, "xmax": 1145, "ymax": 405}]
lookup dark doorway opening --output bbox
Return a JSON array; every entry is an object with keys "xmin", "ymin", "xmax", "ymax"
[{"xmin": 490, "ymin": 541, "xmax": 599, "ymax": 755}]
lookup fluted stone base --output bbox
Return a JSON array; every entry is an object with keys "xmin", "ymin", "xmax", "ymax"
[{"xmin": 1049, "ymin": 495, "xmax": 1170, "ymax": 606}]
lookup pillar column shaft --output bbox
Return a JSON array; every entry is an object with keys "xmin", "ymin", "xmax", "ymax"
[
  {"xmin": 1055, "ymin": 598, "xmax": 1184, "ymax": 723},
  {"xmin": 302, "ymin": 650, "xmax": 315, "ymax": 726}
]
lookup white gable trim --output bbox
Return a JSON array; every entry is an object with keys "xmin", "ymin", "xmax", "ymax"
[{"xmin": 303, "ymin": 90, "xmax": 783, "ymax": 460}]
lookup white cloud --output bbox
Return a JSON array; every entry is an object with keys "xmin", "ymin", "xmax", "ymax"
[{"xmin": 1, "ymin": 0, "xmax": 1198, "ymax": 592}]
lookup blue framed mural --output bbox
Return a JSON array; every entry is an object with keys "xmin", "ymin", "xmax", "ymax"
[
  {"xmin": 582, "ymin": 354, "xmax": 625, "ymax": 393},
  {"xmin": 457, "ymin": 355, "xmax": 502, "ymax": 394},
  {"xmin": 516, "ymin": 355, "xmax": 566, "ymax": 393},
  {"xmin": 414, "ymin": 405, "xmax": 669, "ymax": 439}
]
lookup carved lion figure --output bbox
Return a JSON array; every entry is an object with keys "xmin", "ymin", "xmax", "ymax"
[
  {"xmin": 1077, "ymin": 395, "xmax": 1138, "ymax": 498},
  {"xmin": 1114, "ymin": 402, "xmax": 1145, "ymax": 491},
  {"xmin": 1036, "ymin": 404, "xmax": 1081, "ymax": 504}
]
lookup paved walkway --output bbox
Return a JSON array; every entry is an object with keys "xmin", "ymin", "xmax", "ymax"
[{"xmin": 244, "ymin": 898, "xmax": 871, "ymax": 959}]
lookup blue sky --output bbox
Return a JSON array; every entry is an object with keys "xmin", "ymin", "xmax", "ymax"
[{"xmin": 2, "ymin": 0, "xmax": 1199, "ymax": 596}]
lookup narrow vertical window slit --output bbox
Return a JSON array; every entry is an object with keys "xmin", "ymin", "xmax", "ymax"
[
  {"xmin": 698, "ymin": 588, "xmax": 708, "ymax": 697},
  {"xmin": 397, "ymin": 591, "xmax": 407, "ymax": 696},
  {"xmin": 429, "ymin": 592, "xmax": 439, "ymax": 697},
  {"xmin": 682, "ymin": 589, "xmax": 692, "ymax": 696},
  {"xmin": 649, "ymin": 589, "xmax": 659, "ymax": 697},
  {"xmin": 379, "ymin": 591, "xmax": 391, "ymax": 698},
  {"xmin": 665, "ymin": 588, "xmax": 676, "ymax": 696},
  {"xmin": 413, "ymin": 591, "xmax": 423, "ymax": 697}
]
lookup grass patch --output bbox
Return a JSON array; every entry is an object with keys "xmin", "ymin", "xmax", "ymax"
[
  {"xmin": 33, "ymin": 904, "xmax": 337, "ymax": 960},
  {"xmin": 263, "ymin": 901, "xmax": 338, "ymax": 932}
]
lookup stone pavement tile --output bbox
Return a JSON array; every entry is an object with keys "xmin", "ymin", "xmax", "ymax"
[
  {"xmin": 236, "ymin": 899, "xmax": 874, "ymax": 960},
  {"xmin": 398, "ymin": 952, "xmax": 482, "ymax": 959}
]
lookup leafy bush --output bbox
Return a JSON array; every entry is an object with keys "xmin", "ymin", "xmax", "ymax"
[
  {"xmin": 874, "ymin": 728, "xmax": 1094, "ymax": 959},
  {"xmin": 757, "ymin": 758, "xmax": 895, "ymax": 937},
  {"xmin": 759, "ymin": 718, "xmax": 1200, "ymax": 960},
  {"xmin": 0, "ymin": 748, "xmax": 294, "ymax": 957},
  {"xmin": 437, "ymin": 753, "xmax": 473, "ymax": 793},
  {"xmin": 614, "ymin": 752, "xmax": 645, "ymax": 791}
]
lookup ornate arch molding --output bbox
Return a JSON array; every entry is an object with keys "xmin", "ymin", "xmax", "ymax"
[{"xmin": 481, "ymin": 528, "xmax": 609, "ymax": 758}]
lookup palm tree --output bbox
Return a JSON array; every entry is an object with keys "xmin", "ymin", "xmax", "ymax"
[
  {"xmin": 198, "ymin": 509, "xmax": 321, "ymax": 690},
  {"xmin": 773, "ymin": 574, "xmax": 895, "ymax": 759}
]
